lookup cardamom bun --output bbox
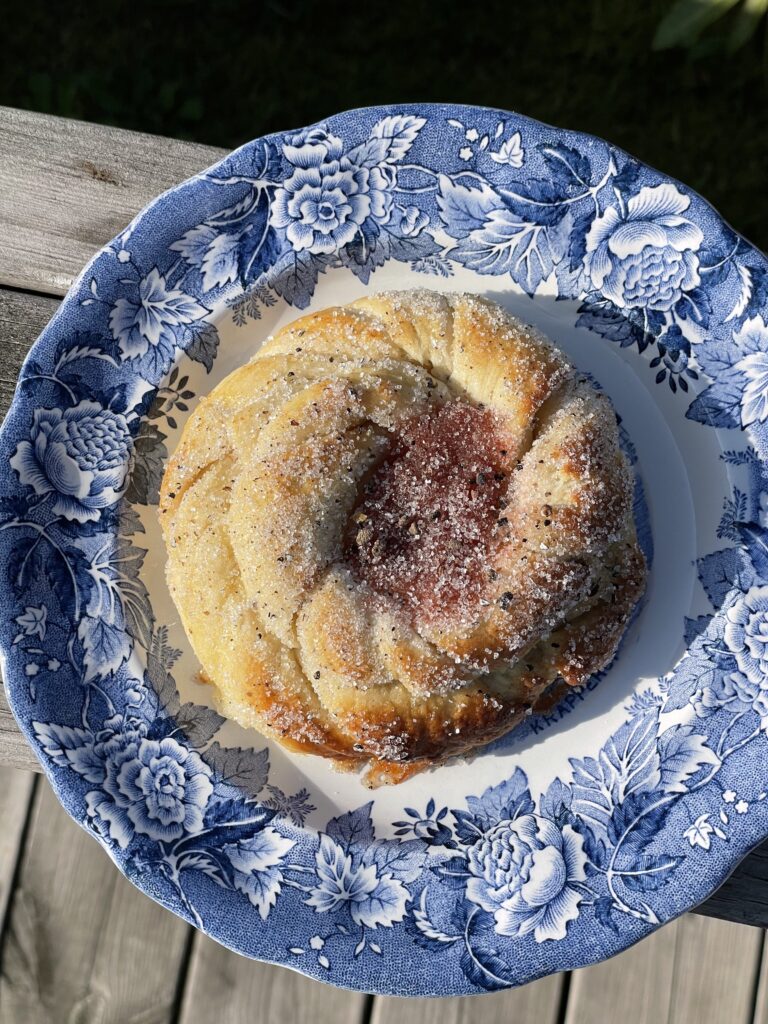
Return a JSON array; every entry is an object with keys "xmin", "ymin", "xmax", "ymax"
[{"xmin": 159, "ymin": 290, "xmax": 646, "ymax": 785}]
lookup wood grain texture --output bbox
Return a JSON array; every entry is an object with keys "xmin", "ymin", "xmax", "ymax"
[
  {"xmin": 665, "ymin": 915, "xmax": 762, "ymax": 1023},
  {"xmin": 565, "ymin": 917, "xmax": 679, "ymax": 1024},
  {"xmin": 565, "ymin": 915, "xmax": 762, "ymax": 1024},
  {"xmin": 0, "ymin": 769, "xmax": 35, "ymax": 927},
  {"xmin": 0, "ymin": 106, "xmax": 224, "ymax": 295},
  {"xmin": 0, "ymin": 287, "xmax": 52, "ymax": 410},
  {"xmin": 750, "ymin": 933, "xmax": 768, "ymax": 1024},
  {"xmin": 371, "ymin": 972, "xmax": 564, "ymax": 1023},
  {"xmin": 0, "ymin": 779, "xmax": 192, "ymax": 1024},
  {"xmin": 177, "ymin": 934, "xmax": 367, "ymax": 1024}
]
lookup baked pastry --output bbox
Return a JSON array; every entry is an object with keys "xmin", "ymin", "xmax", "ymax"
[{"xmin": 159, "ymin": 290, "xmax": 646, "ymax": 785}]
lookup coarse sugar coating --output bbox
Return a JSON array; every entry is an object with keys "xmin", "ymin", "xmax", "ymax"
[{"xmin": 159, "ymin": 290, "xmax": 647, "ymax": 785}]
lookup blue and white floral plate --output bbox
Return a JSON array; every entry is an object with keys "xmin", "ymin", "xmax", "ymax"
[{"xmin": 2, "ymin": 103, "xmax": 768, "ymax": 996}]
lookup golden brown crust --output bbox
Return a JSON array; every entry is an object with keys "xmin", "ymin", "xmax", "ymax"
[{"xmin": 160, "ymin": 290, "xmax": 647, "ymax": 785}]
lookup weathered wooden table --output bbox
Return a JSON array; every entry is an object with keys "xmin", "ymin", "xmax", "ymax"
[{"xmin": 0, "ymin": 106, "xmax": 767, "ymax": 1021}]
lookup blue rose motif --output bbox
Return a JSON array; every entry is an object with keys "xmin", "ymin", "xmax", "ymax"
[
  {"xmin": 689, "ymin": 676, "xmax": 722, "ymax": 719},
  {"xmin": 272, "ymin": 126, "xmax": 395, "ymax": 255},
  {"xmin": 10, "ymin": 401, "xmax": 132, "ymax": 522},
  {"xmin": 466, "ymin": 815, "xmax": 587, "ymax": 942},
  {"xmin": 686, "ymin": 587, "xmax": 768, "ymax": 726},
  {"xmin": 725, "ymin": 587, "xmax": 768, "ymax": 690},
  {"xmin": 282, "ymin": 126, "xmax": 345, "ymax": 168},
  {"xmin": 86, "ymin": 735, "xmax": 213, "ymax": 848},
  {"xmin": 271, "ymin": 163, "xmax": 371, "ymax": 254},
  {"xmin": 93, "ymin": 713, "xmax": 148, "ymax": 760},
  {"xmin": 391, "ymin": 204, "xmax": 429, "ymax": 237},
  {"xmin": 689, "ymin": 668, "xmax": 768, "ymax": 721},
  {"xmin": 584, "ymin": 184, "xmax": 703, "ymax": 311},
  {"xmin": 722, "ymin": 671, "xmax": 768, "ymax": 722}
]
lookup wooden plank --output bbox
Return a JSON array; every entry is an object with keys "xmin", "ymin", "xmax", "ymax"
[
  {"xmin": 0, "ymin": 287, "xmax": 52, "ymax": 411},
  {"xmin": 750, "ymin": 933, "xmax": 768, "ymax": 1024},
  {"xmin": 0, "ymin": 778, "xmax": 192, "ymax": 1023},
  {"xmin": 666, "ymin": 915, "xmax": 762, "ymax": 1023},
  {"xmin": 0, "ymin": 768, "xmax": 35, "ymax": 926},
  {"xmin": 177, "ymin": 934, "xmax": 367, "ymax": 1024},
  {"xmin": 371, "ymin": 972, "xmax": 564, "ymax": 1023},
  {"xmin": 565, "ymin": 915, "xmax": 762, "ymax": 1024},
  {"xmin": 565, "ymin": 919, "xmax": 679, "ymax": 1024},
  {"xmin": 0, "ymin": 106, "xmax": 224, "ymax": 296}
]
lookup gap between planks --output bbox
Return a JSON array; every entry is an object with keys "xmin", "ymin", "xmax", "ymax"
[
  {"xmin": 0, "ymin": 767, "xmax": 36, "ymax": 932},
  {"xmin": 0, "ymin": 778, "xmax": 192, "ymax": 1023}
]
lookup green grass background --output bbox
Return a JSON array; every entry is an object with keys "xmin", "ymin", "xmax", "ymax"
[{"xmin": 3, "ymin": 0, "xmax": 766, "ymax": 248}]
